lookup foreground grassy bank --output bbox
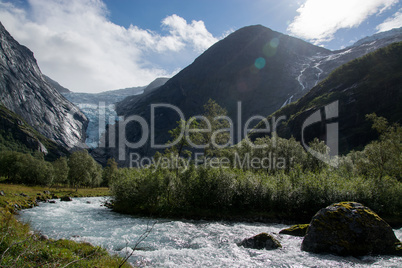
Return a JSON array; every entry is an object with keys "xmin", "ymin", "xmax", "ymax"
[{"xmin": 0, "ymin": 184, "xmax": 131, "ymax": 268}]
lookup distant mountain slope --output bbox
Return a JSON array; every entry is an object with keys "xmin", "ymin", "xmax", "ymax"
[
  {"xmin": 63, "ymin": 86, "xmax": 145, "ymax": 106},
  {"xmin": 116, "ymin": 77, "xmax": 169, "ymax": 114},
  {"xmin": 250, "ymin": 42, "xmax": 402, "ymax": 154},
  {"xmin": 144, "ymin": 77, "xmax": 170, "ymax": 92},
  {"xmin": 62, "ymin": 77, "xmax": 169, "ymax": 107},
  {"xmin": 0, "ymin": 22, "xmax": 88, "ymax": 150},
  {"xmin": 352, "ymin": 27, "xmax": 402, "ymax": 47},
  {"xmin": 294, "ymin": 27, "xmax": 402, "ymax": 101}
]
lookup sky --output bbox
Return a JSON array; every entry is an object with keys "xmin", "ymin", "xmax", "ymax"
[{"xmin": 0, "ymin": 0, "xmax": 401, "ymax": 93}]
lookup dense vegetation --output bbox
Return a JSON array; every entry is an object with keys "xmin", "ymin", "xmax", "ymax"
[
  {"xmin": 0, "ymin": 150, "xmax": 111, "ymax": 189},
  {"xmin": 110, "ymin": 101, "xmax": 401, "ymax": 224}
]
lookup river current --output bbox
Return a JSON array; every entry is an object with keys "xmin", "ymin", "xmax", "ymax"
[{"xmin": 18, "ymin": 197, "xmax": 402, "ymax": 267}]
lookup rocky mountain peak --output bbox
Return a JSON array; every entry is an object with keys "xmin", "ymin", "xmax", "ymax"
[{"xmin": 0, "ymin": 22, "xmax": 88, "ymax": 150}]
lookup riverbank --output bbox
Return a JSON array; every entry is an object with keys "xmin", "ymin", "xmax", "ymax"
[{"xmin": 0, "ymin": 183, "xmax": 131, "ymax": 267}]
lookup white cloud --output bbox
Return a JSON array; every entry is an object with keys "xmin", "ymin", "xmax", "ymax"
[
  {"xmin": 376, "ymin": 9, "xmax": 402, "ymax": 32},
  {"xmin": 287, "ymin": 0, "xmax": 399, "ymax": 44},
  {"xmin": 161, "ymin": 14, "xmax": 218, "ymax": 52},
  {"xmin": 0, "ymin": 0, "xmax": 219, "ymax": 93}
]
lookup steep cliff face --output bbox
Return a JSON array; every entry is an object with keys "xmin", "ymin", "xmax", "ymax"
[{"xmin": 0, "ymin": 22, "xmax": 88, "ymax": 150}]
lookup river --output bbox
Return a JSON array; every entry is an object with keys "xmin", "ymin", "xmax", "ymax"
[{"xmin": 18, "ymin": 197, "xmax": 402, "ymax": 267}]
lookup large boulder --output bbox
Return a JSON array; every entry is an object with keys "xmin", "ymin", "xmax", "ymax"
[
  {"xmin": 238, "ymin": 233, "xmax": 281, "ymax": 250},
  {"xmin": 301, "ymin": 202, "xmax": 402, "ymax": 256},
  {"xmin": 279, "ymin": 224, "xmax": 309, "ymax": 237}
]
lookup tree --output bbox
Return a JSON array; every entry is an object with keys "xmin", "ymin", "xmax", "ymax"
[
  {"xmin": 166, "ymin": 118, "xmax": 200, "ymax": 158},
  {"xmin": 0, "ymin": 151, "xmax": 22, "ymax": 180},
  {"xmin": 90, "ymin": 163, "xmax": 103, "ymax": 187},
  {"xmin": 196, "ymin": 99, "xmax": 231, "ymax": 156},
  {"xmin": 304, "ymin": 138, "xmax": 330, "ymax": 172},
  {"xmin": 52, "ymin": 157, "xmax": 69, "ymax": 186},
  {"xmin": 102, "ymin": 158, "xmax": 118, "ymax": 187},
  {"xmin": 68, "ymin": 150, "xmax": 102, "ymax": 190},
  {"xmin": 355, "ymin": 114, "xmax": 402, "ymax": 180}
]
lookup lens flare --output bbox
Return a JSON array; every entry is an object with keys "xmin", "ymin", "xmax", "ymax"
[
  {"xmin": 263, "ymin": 37, "xmax": 280, "ymax": 57},
  {"xmin": 254, "ymin": 57, "xmax": 266, "ymax": 70},
  {"xmin": 270, "ymin": 38, "xmax": 280, "ymax": 48}
]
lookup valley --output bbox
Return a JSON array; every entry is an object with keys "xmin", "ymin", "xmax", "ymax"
[{"xmin": 0, "ymin": 11, "xmax": 401, "ymax": 268}]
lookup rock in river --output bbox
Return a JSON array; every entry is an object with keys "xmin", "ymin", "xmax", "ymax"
[
  {"xmin": 301, "ymin": 201, "xmax": 402, "ymax": 256},
  {"xmin": 60, "ymin": 196, "xmax": 73, "ymax": 202},
  {"xmin": 238, "ymin": 232, "xmax": 281, "ymax": 250},
  {"xmin": 279, "ymin": 224, "xmax": 309, "ymax": 237}
]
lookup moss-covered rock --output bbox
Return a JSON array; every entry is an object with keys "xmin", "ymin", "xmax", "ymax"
[
  {"xmin": 238, "ymin": 233, "xmax": 281, "ymax": 250},
  {"xmin": 279, "ymin": 224, "xmax": 309, "ymax": 237},
  {"xmin": 301, "ymin": 202, "xmax": 401, "ymax": 256}
]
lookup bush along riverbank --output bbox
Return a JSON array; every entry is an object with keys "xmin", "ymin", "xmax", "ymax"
[
  {"xmin": 0, "ymin": 184, "xmax": 131, "ymax": 268},
  {"xmin": 110, "ymin": 114, "xmax": 402, "ymax": 227}
]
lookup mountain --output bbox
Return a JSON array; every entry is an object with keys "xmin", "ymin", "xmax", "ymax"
[
  {"xmin": 107, "ymin": 25, "xmax": 402, "ymax": 164},
  {"xmin": 250, "ymin": 42, "xmax": 402, "ymax": 154},
  {"xmin": 352, "ymin": 27, "xmax": 402, "ymax": 47},
  {"xmin": 115, "ymin": 77, "xmax": 169, "ymax": 115},
  {"xmin": 144, "ymin": 77, "xmax": 170, "ymax": 92},
  {"xmin": 62, "ymin": 77, "xmax": 170, "ymax": 107},
  {"xmin": 117, "ymin": 25, "xmax": 329, "ymax": 117},
  {"xmin": 0, "ymin": 22, "xmax": 88, "ymax": 150},
  {"xmin": 280, "ymin": 26, "xmax": 402, "ymax": 107},
  {"xmin": 107, "ymin": 25, "xmax": 330, "ymax": 163}
]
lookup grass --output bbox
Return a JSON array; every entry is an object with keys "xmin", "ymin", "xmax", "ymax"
[
  {"xmin": 0, "ymin": 183, "xmax": 131, "ymax": 268},
  {"xmin": 0, "ymin": 183, "xmax": 110, "ymax": 212}
]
